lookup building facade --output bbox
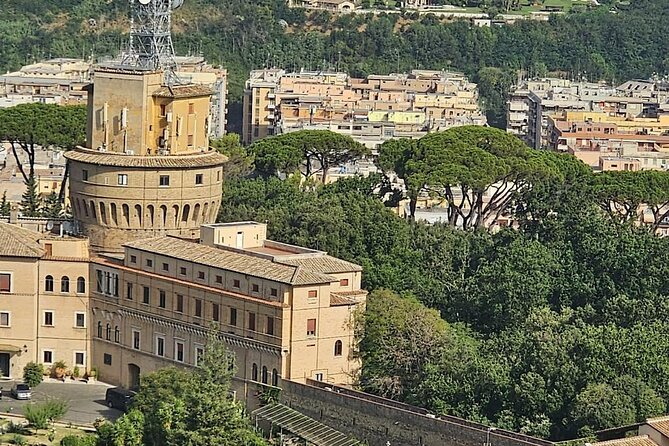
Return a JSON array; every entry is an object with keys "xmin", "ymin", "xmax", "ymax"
[
  {"xmin": 65, "ymin": 66, "xmax": 227, "ymax": 252},
  {"xmin": 0, "ymin": 222, "xmax": 91, "ymax": 379},
  {"xmin": 89, "ymin": 222, "xmax": 365, "ymax": 394},
  {"xmin": 242, "ymin": 69, "xmax": 486, "ymax": 151}
]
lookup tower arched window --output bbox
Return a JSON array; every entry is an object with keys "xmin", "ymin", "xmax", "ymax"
[
  {"xmin": 334, "ymin": 340, "xmax": 343, "ymax": 357},
  {"xmin": 99, "ymin": 202, "xmax": 107, "ymax": 225},
  {"xmin": 147, "ymin": 205, "xmax": 155, "ymax": 227},
  {"xmin": 114, "ymin": 325, "xmax": 120, "ymax": 343},
  {"xmin": 105, "ymin": 323, "xmax": 111, "ymax": 341},
  {"xmin": 272, "ymin": 369, "xmax": 279, "ymax": 387},
  {"xmin": 61, "ymin": 276, "xmax": 70, "ymax": 293},
  {"xmin": 89, "ymin": 200, "xmax": 96, "ymax": 220},
  {"xmin": 122, "ymin": 204, "xmax": 130, "ymax": 227},
  {"xmin": 252, "ymin": 363, "xmax": 258, "ymax": 381},
  {"xmin": 134, "ymin": 205, "xmax": 142, "ymax": 227},
  {"xmin": 193, "ymin": 203, "xmax": 201, "ymax": 224},
  {"xmin": 262, "ymin": 366, "xmax": 268, "ymax": 384},
  {"xmin": 160, "ymin": 205, "xmax": 167, "ymax": 227},
  {"xmin": 110, "ymin": 203, "xmax": 118, "ymax": 226},
  {"xmin": 77, "ymin": 277, "xmax": 86, "ymax": 294},
  {"xmin": 182, "ymin": 204, "xmax": 190, "ymax": 223},
  {"xmin": 45, "ymin": 275, "xmax": 54, "ymax": 292},
  {"xmin": 97, "ymin": 321, "xmax": 103, "ymax": 338}
]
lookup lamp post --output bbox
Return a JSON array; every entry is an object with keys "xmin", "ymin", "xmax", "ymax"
[{"xmin": 486, "ymin": 427, "xmax": 497, "ymax": 446}]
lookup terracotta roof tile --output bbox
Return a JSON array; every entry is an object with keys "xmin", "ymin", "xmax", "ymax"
[
  {"xmin": 330, "ymin": 290, "xmax": 367, "ymax": 306},
  {"xmin": 0, "ymin": 222, "xmax": 44, "ymax": 258},
  {"xmin": 152, "ymin": 84, "xmax": 213, "ymax": 98},
  {"xmin": 124, "ymin": 237, "xmax": 337, "ymax": 286},
  {"xmin": 64, "ymin": 148, "xmax": 227, "ymax": 168},
  {"xmin": 277, "ymin": 255, "xmax": 362, "ymax": 274},
  {"xmin": 647, "ymin": 417, "xmax": 669, "ymax": 438},
  {"xmin": 592, "ymin": 436, "xmax": 658, "ymax": 446}
]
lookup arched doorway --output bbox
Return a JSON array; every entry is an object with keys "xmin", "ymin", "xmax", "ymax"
[{"xmin": 128, "ymin": 363, "xmax": 140, "ymax": 390}]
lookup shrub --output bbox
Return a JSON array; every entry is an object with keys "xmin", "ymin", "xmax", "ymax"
[
  {"xmin": 24, "ymin": 398, "xmax": 69, "ymax": 429},
  {"xmin": 6, "ymin": 422, "xmax": 28, "ymax": 434},
  {"xmin": 23, "ymin": 362, "xmax": 43, "ymax": 388},
  {"xmin": 61, "ymin": 435, "xmax": 97, "ymax": 446},
  {"xmin": 11, "ymin": 434, "xmax": 26, "ymax": 445}
]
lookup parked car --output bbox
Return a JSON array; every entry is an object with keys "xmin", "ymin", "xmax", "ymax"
[
  {"xmin": 11, "ymin": 383, "xmax": 31, "ymax": 400},
  {"xmin": 105, "ymin": 387, "xmax": 135, "ymax": 411}
]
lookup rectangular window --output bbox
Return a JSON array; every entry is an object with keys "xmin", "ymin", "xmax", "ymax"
[
  {"xmin": 195, "ymin": 299, "xmax": 202, "ymax": 318},
  {"xmin": 230, "ymin": 308, "xmax": 237, "ymax": 326},
  {"xmin": 188, "ymin": 135, "xmax": 194, "ymax": 146},
  {"xmin": 96, "ymin": 270, "xmax": 103, "ymax": 293},
  {"xmin": 308, "ymin": 290, "xmax": 318, "ymax": 298},
  {"xmin": 130, "ymin": 255, "xmax": 137, "ymax": 264},
  {"xmin": 117, "ymin": 174, "xmax": 128, "ymax": 186},
  {"xmin": 252, "ymin": 284, "xmax": 259, "ymax": 293},
  {"xmin": 195, "ymin": 346, "xmax": 204, "ymax": 367},
  {"xmin": 155, "ymin": 336, "xmax": 165, "ymax": 357},
  {"xmin": 197, "ymin": 271, "xmax": 205, "ymax": 280},
  {"xmin": 43, "ymin": 350, "xmax": 53, "ymax": 364},
  {"xmin": 82, "ymin": 170, "xmax": 88, "ymax": 181},
  {"xmin": 143, "ymin": 286, "xmax": 150, "ymax": 305},
  {"xmin": 340, "ymin": 278, "xmax": 349, "ymax": 286},
  {"xmin": 248, "ymin": 312, "xmax": 256, "ymax": 331},
  {"xmin": 307, "ymin": 318, "xmax": 316, "ymax": 336},
  {"xmin": 126, "ymin": 282, "xmax": 133, "ymax": 300},
  {"xmin": 315, "ymin": 373, "xmax": 323, "ymax": 382},
  {"xmin": 160, "ymin": 104, "xmax": 166, "ymax": 116},
  {"xmin": 75, "ymin": 352, "xmax": 85, "ymax": 367},
  {"xmin": 0, "ymin": 312, "xmax": 9, "ymax": 327},
  {"xmin": 132, "ymin": 330, "xmax": 141, "ymax": 350},
  {"xmin": 212, "ymin": 303, "xmax": 220, "ymax": 322},
  {"xmin": 270, "ymin": 288, "xmax": 278, "ymax": 297},
  {"xmin": 146, "ymin": 258, "xmax": 153, "ymax": 268},
  {"xmin": 159, "ymin": 175, "xmax": 170, "ymax": 187},
  {"xmin": 159, "ymin": 290, "xmax": 166, "ymax": 308},
  {"xmin": 233, "ymin": 279, "xmax": 240, "ymax": 288},
  {"xmin": 179, "ymin": 267, "xmax": 187, "ymax": 276},
  {"xmin": 175, "ymin": 341, "xmax": 184, "ymax": 362},
  {"xmin": 188, "ymin": 103, "xmax": 194, "ymax": 114},
  {"xmin": 176, "ymin": 294, "xmax": 184, "ymax": 313},
  {"xmin": 215, "ymin": 275, "xmax": 223, "ymax": 284},
  {"xmin": 195, "ymin": 174, "xmax": 204, "ymax": 185},
  {"xmin": 162, "ymin": 263, "xmax": 169, "ymax": 272},
  {"xmin": 267, "ymin": 316, "xmax": 275, "ymax": 336},
  {"xmin": 75, "ymin": 312, "xmax": 86, "ymax": 328},
  {"xmin": 43, "ymin": 311, "xmax": 54, "ymax": 326},
  {"xmin": 0, "ymin": 273, "xmax": 10, "ymax": 293},
  {"xmin": 44, "ymin": 243, "xmax": 52, "ymax": 256},
  {"xmin": 103, "ymin": 353, "xmax": 112, "ymax": 365}
]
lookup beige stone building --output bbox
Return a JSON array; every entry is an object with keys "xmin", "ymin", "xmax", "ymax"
[
  {"xmin": 0, "ymin": 222, "xmax": 90, "ymax": 379},
  {"xmin": 65, "ymin": 66, "xmax": 227, "ymax": 252},
  {"xmin": 90, "ymin": 222, "xmax": 365, "ymax": 394}
]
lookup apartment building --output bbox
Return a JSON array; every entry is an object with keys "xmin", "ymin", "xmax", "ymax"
[
  {"xmin": 547, "ymin": 111, "xmax": 669, "ymax": 170},
  {"xmin": 90, "ymin": 222, "xmax": 365, "ymax": 393},
  {"xmin": 506, "ymin": 78, "xmax": 617, "ymax": 149},
  {"xmin": 242, "ymin": 69, "xmax": 486, "ymax": 151},
  {"xmin": 0, "ymin": 222, "xmax": 91, "ymax": 379},
  {"xmin": 0, "ymin": 58, "xmax": 91, "ymax": 107}
]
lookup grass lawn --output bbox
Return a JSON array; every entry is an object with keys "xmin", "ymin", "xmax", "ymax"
[{"xmin": 0, "ymin": 419, "xmax": 94, "ymax": 445}]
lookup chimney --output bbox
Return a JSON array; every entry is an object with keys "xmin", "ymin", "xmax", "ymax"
[{"xmin": 9, "ymin": 204, "xmax": 19, "ymax": 224}]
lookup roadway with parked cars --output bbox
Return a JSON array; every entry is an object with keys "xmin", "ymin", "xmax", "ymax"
[{"xmin": 0, "ymin": 379, "xmax": 123, "ymax": 425}]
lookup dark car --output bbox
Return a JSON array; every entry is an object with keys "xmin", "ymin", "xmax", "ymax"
[{"xmin": 105, "ymin": 387, "xmax": 135, "ymax": 411}]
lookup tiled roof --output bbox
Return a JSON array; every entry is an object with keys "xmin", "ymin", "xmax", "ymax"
[
  {"xmin": 152, "ymin": 84, "xmax": 213, "ymax": 98},
  {"xmin": 593, "ymin": 436, "xmax": 658, "ymax": 446},
  {"xmin": 0, "ymin": 222, "xmax": 44, "ymax": 258},
  {"xmin": 330, "ymin": 290, "xmax": 367, "ymax": 306},
  {"xmin": 124, "ymin": 237, "xmax": 337, "ymax": 286},
  {"xmin": 647, "ymin": 417, "xmax": 669, "ymax": 437},
  {"xmin": 277, "ymin": 255, "xmax": 362, "ymax": 274},
  {"xmin": 64, "ymin": 148, "xmax": 227, "ymax": 168}
]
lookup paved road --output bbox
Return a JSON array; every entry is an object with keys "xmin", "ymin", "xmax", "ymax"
[{"xmin": 0, "ymin": 380, "xmax": 123, "ymax": 425}]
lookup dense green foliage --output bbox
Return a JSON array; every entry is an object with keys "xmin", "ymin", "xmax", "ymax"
[
  {"xmin": 96, "ymin": 334, "xmax": 265, "ymax": 446},
  {"xmin": 22, "ymin": 362, "xmax": 44, "ymax": 388},
  {"xmin": 219, "ymin": 127, "xmax": 669, "ymax": 439},
  {"xmin": 1, "ymin": 1, "xmax": 668, "ymax": 128}
]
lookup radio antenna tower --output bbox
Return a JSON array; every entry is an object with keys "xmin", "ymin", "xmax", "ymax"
[{"xmin": 123, "ymin": 0, "xmax": 185, "ymax": 82}]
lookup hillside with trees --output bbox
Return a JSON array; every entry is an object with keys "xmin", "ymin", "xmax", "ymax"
[
  {"xmin": 1, "ymin": 0, "xmax": 668, "ymax": 128},
  {"xmin": 217, "ymin": 127, "xmax": 669, "ymax": 440}
]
